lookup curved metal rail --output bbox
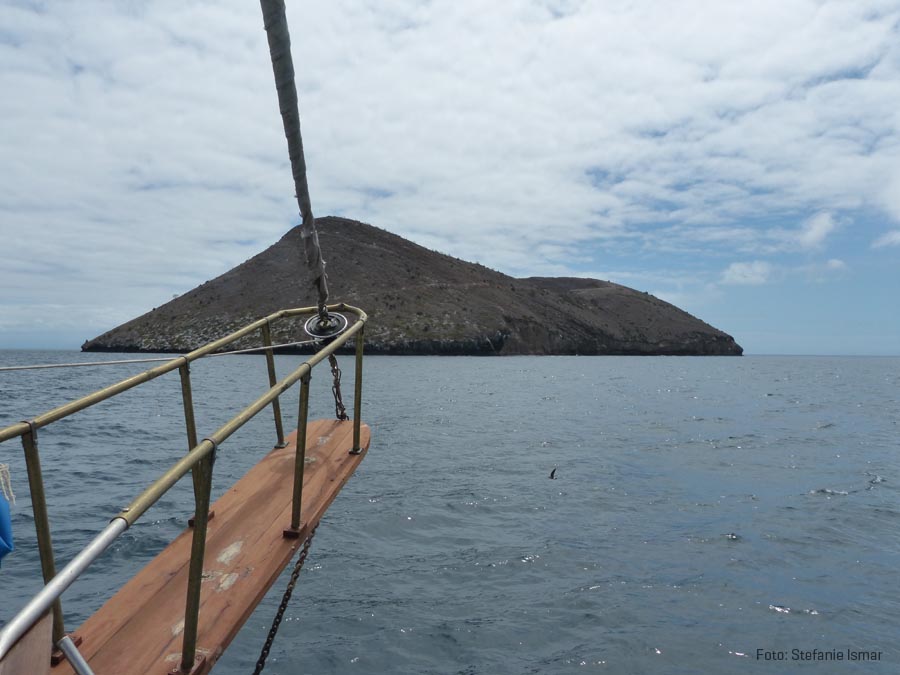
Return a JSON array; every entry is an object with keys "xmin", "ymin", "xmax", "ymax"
[{"xmin": 0, "ymin": 304, "xmax": 367, "ymax": 673}]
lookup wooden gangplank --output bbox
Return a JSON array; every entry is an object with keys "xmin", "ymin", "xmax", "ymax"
[{"xmin": 52, "ymin": 419, "xmax": 370, "ymax": 675}]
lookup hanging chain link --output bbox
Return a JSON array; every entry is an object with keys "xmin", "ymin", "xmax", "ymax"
[
  {"xmin": 252, "ymin": 527, "xmax": 318, "ymax": 675},
  {"xmin": 328, "ymin": 354, "xmax": 349, "ymax": 421}
]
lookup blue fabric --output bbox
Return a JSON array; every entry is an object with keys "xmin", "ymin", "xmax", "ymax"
[{"xmin": 0, "ymin": 494, "xmax": 12, "ymax": 562}]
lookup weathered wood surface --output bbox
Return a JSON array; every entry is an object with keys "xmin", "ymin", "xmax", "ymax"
[
  {"xmin": 52, "ymin": 419, "xmax": 369, "ymax": 675},
  {"xmin": 0, "ymin": 611, "xmax": 51, "ymax": 675}
]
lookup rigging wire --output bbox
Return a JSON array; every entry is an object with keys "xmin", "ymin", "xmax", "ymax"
[{"xmin": 0, "ymin": 339, "xmax": 323, "ymax": 373}]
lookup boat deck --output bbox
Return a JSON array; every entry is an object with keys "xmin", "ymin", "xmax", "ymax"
[{"xmin": 52, "ymin": 419, "xmax": 370, "ymax": 675}]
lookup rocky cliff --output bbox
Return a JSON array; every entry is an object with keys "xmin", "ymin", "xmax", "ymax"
[{"xmin": 82, "ymin": 217, "xmax": 742, "ymax": 356}]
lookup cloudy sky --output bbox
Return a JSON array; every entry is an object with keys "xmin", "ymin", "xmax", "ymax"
[{"xmin": 1, "ymin": 0, "xmax": 898, "ymax": 354}]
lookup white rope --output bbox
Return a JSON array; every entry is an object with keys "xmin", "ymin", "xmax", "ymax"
[
  {"xmin": 0, "ymin": 357, "xmax": 174, "ymax": 372},
  {"xmin": 0, "ymin": 464, "xmax": 14, "ymax": 505},
  {"xmin": 0, "ymin": 339, "xmax": 323, "ymax": 373},
  {"xmin": 206, "ymin": 338, "xmax": 321, "ymax": 358}
]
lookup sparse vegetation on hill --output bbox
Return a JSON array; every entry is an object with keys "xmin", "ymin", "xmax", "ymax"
[{"xmin": 82, "ymin": 217, "xmax": 742, "ymax": 356}]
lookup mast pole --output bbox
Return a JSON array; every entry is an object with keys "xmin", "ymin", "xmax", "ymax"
[{"xmin": 260, "ymin": 0, "xmax": 329, "ymax": 320}]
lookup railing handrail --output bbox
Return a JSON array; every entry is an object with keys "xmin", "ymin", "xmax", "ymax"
[
  {"xmin": 0, "ymin": 304, "xmax": 364, "ymax": 444},
  {"xmin": 0, "ymin": 303, "xmax": 368, "ymax": 667},
  {"xmin": 116, "ymin": 306, "xmax": 365, "ymax": 526}
]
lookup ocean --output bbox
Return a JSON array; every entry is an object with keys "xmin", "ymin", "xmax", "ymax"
[{"xmin": 1, "ymin": 352, "xmax": 898, "ymax": 674}]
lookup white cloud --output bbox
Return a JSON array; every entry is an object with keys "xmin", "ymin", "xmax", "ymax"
[
  {"xmin": 872, "ymin": 230, "xmax": 900, "ymax": 248},
  {"xmin": 795, "ymin": 212, "xmax": 838, "ymax": 249},
  {"xmin": 798, "ymin": 257, "xmax": 848, "ymax": 282},
  {"xmin": 878, "ymin": 168, "xmax": 900, "ymax": 222},
  {"xmin": 721, "ymin": 261, "xmax": 774, "ymax": 285},
  {"xmin": 1, "ymin": 0, "xmax": 899, "ymax": 342},
  {"xmin": 717, "ymin": 257, "xmax": 847, "ymax": 287}
]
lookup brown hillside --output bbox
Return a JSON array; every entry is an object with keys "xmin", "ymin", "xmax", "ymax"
[{"xmin": 82, "ymin": 217, "xmax": 742, "ymax": 356}]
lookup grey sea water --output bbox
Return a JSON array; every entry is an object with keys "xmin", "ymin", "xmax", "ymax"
[{"xmin": 1, "ymin": 352, "xmax": 898, "ymax": 674}]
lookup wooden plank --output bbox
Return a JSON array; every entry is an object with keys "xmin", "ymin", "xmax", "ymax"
[
  {"xmin": 0, "ymin": 611, "xmax": 51, "ymax": 675},
  {"xmin": 52, "ymin": 419, "xmax": 369, "ymax": 675}
]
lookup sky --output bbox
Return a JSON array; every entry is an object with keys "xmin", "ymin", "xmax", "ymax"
[{"xmin": 1, "ymin": 0, "xmax": 899, "ymax": 355}]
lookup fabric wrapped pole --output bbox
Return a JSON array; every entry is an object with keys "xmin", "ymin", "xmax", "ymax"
[
  {"xmin": 0, "ymin": 498, "xmax": 11, "ymax": 562},
  {"xmin": 0, "ymin": 464, "xmax": 13, "ymax": 563},
  {"xmin": 260, "ymin": 0, "xmax": 329, "ymax": 320}
]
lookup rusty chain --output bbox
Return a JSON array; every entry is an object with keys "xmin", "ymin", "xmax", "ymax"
[
  {"xmin": 252, "ymin": 526, "xmax": 317, "ymax": 675},
  {"xmin": 328, "ymin": 354, "xmax": 349, "ymax": 421}
]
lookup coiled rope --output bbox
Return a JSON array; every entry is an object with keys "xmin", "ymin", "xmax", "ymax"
[{"xmin": 0, "ymin": 465, "xmax": 14, "ymax": 505}]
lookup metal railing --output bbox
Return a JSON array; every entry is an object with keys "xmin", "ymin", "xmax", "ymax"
[{"xmin": 0, "ymin": 304, "xmax": 367, "ymax": 673}]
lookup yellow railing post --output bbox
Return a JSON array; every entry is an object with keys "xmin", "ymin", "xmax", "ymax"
[
  {"xmin": 179, "ymin": 362, "xmax": 199, "ymax": 450},
  {"xmin": 261, "ymin": 321, "xmax": 287, "ymax": 448},
  {"xmin": 20, "ymin": 424, "xmax": 65, "ymax": 644},
  {"xmin": 178, "ymin": 363, "xmax": 212, "ymax": 674},
  {"xmin": 178, "ymin": 449, "xmax": 214, "ymax": 674},
  {"xmin": 285, "ymin": 373, "xmax": 310, "ymax": 536},
  {"xmin": 0, "ymin": 304, "xmax": 369, "ymax": 661},
  {"xmin": 350, "ymin": 327, "xmax": 365, "ymax": 454}
]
